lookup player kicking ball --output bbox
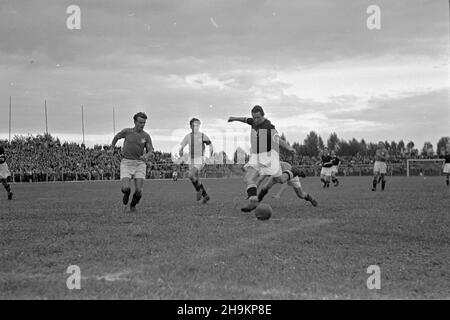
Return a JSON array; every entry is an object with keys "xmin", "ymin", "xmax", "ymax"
[
  {"xmin": 372, "ymin": 141, "xmax": 389, "ymax": 191},
  {"xmin": 0, "ymin": 146, "xmax": 13, "ymax": 200},
  {"xmin": 111, "ymin": 112, "xmax": 154, "ymax": 212},
  {"xmin": 257, "ymin": 161, "xmax": 318, "ymax": 207},
  {"xmin": 179, "ymin": 118, "xmax": 213, "ymax": 203}
]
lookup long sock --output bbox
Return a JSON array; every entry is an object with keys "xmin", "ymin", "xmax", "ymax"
[
  {"xmin": 381, "ymin": 180, "xmax": 386, "ymax": 191},
  {"xmin": 372, "ymin": 179, "xmax": 377, "ymax": 189},
  {"xmin": 246, "ymin": 185, "xmax": 257, "ymax": 202},
  {"xmin": 2, "ymin": 181, "xmax": 10, "ymax": 194},
  {"xmin": 130, "ymin": 191, "xmax": 142, "ymax": 206},
  {"xmin": 191, "ymin": 180, "xmax": 201, "ymax": 191},
  {"xmin": 258, "ymin": 187, "xmax": 269, "ymax": 202},
  {"xmin": 199, "ymin": 183, "xmax": 207, "ymax": 196},
  {"xmin": 305, "ymin": 193, "xmax": 312, "ymax": 202},
  {"xmin": 447, "ymin": 176, "xmax": 449, "ymax": 186}
]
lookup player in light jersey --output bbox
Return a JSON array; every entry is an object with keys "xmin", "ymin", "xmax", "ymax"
[
  {"xmin": 228, "ymin": 105, "xmax": 295, "ymax": 212},
  {"xmin": 372, "ymin": 141, "xmax": 389, "ymax": 191},
  {"xmin": 111, "ymin": 112, "xmax": 154, "ymax": 212},
  {"xmin": 256, "ymin": 161, "xmax": 318, "ymax": 206},
  {"xmin": 441, "ymin": 146, "xmax": 450, "ymax": 186},
  {"xmin": 179, "ymin": 118, "xmax": 213, "ymax": 203},
  {"xmin": 0, "ymin": 146, "xmax": 13, "ymax": 200},
  {"xmin": 172, "ymin": 170, "xmax": 178, "ymax": 181}
]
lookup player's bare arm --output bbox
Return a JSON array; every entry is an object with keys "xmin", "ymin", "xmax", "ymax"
[{"xmin": 227, "ymin": 116, "xmax": 248, "ymax": 123}]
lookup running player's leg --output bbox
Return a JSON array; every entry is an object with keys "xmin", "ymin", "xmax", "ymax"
[
  {"xmin": 372, "ymin": 163, "xmax": 379, "ymax": 191},
  {"xmin": 380, "ymin": 173, "xmax": 386, "ymax": 191},
  {"xmin": 331, "ymin": 168, "xmax": 339, "ymax": 186},
  {"xmin": 241, "ymin": 167, "xmax": 260, "ymax": 212},
  {"xmin": 188, "ymin": 165, "xmax": 209, "ymax": 202},
  {"xmin": 121, "ymin": 177, "xmax": 131, "ymax": 205},
  {"xmin": 257, "ymin": 175, "xmax": 282, "ymax": 202},
  {"xmin": 1, "ymin": 178, "xmax": 12, "ymax": 200},
  {"xmin": 130, "ymin": 178, "xmax": 144, "ymax": 211},
  {"xmin": 293, "ymin": 186, "xmax": 318, "ymax": 206}
]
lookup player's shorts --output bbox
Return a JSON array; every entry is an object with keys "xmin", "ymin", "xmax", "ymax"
[
  {"xmin": 373, "ymin": 161, "xmax": 387, "ymax": 174},
  {"xmin": 320, "ymin": 167, "xmax": 332, "ymax": 177},
  {"xmin": 443, "ymin": 163, "xmax": 450, "ymax": 173},
  {"xmin": 245, "ymin": 151, "xmax": 282, "ymax": 177},
  {"xmin": 188, "ymin": 157, "xmax": 206, "ymax": 171},
  {"xmin": 120, "ymin": 159, "xmax": 147, "ymax": 179},
  {"xmin": 331, "ymin": 166, "xmax": 338, "ymax": 174},
  {"xmin": 0, "ymin": 163, "xmax": 11, "ymax": 179}
]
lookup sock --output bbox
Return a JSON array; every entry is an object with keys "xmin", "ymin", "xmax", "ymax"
[
  {"xmin": 447, "ymin": 176, "xmax": 449, "ymax": 186},
  {"xmin": 199, "ymin": 184, "xmax": 207, "ymax": 197},
  {"xmin": 258, "ymin": 188, "xmax": 269, "ymax": 202},
  {"xmin": 2, "ymin": 181, "xmax": 10, "ymax": 193},
  {"xmin": 191, "ymin": 179, "xmax": 201, "ymax": 191},
  {"xmin": 305, "ymin": 193, "xmax": 312, "ymax": 202},
  {"xmin": 130, "ymin": 191, "xmax": 142, "ymax": 206},
  {"xmin": 247, "ymin": 185, "xmax": 257, "ymax": 201},
  {"xmin": 381, "ymin": 180, "xmax": 386, "ymax": 191},
  {"xmin": 372, "ymin": 179, "xmax": 377, "ymax": 189}
]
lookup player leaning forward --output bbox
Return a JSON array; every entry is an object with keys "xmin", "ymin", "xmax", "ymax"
[
  {"xmin": 111, "ymin": 112, "xmax": 154, "ymax": 212},
  {"xmin": 228, "ymin": 105, "xmax": 295, "ymax": 212},
  {"xmin": 0, "ymin": 146, "xmax": 13, "ymax": 200}
]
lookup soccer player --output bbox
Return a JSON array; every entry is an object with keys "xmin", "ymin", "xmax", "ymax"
[
  {"xmin": 257, "ymin": 161, "xmax": 318, "ymax": 206},
  {"xmin": 441, "ymin": 147, "xmax": 450, "ymax": 186},
  {"xmin": 316, "ymin": 148, "xmax": 333, "ymax": 188},
  {"xmin": 111, "ymin": 112, "xmax": 154, "ymax": 212},
  {"xmin": 0, "ymin": 146, "xmax": 13, "ymax": 200},
  {"xmin": 372, "ymin": 141, "xmax": 389, "ymax": 191},
  {"xmin": 330, "ymin": 150, "xmax": 340, "ymax": 187},
  {"xmin": 172, "ymin": 170, "xmax": 178, "ymax": 181},
  {"xmin": 228, "ymin": 105, "xmax": 295, "ymax": 212},
  {"xmin": 179, "ymin": 118, "xmax": 213, "ymax": 203}
]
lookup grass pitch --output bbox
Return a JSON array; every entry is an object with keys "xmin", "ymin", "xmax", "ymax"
[{"xmin": 1, "ymin": 176, "xmax": 449, "ymax": 299}]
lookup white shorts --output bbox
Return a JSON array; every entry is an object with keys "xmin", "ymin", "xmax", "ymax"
[
  {"xmin": 245, "ymin": 151, "xmax": 282, "ymax": 178},
  {"xmin": 373, "ymin": 161, "xmax": 387, "ymax": 174},
  {"xmin": 443, "ymin": 163, "xmax": 450, "ymax": 174},
  {"xmin": 0, "ymin": 163, "xmax": 11, "ymax": 180},
  {"xmin": 331, "ymin": 166, "xmax": 338, "ymax": 174},
  {"xmin": 320, "ymin": 167, "xmax": 332, "ymax": 177},
  {"xmin": 120, "ymin": 159, "xmax": 147, "ymax": 179},
  {"xmin": 188, "ymin": 157, "xmax": 206, "ymax": 171}
]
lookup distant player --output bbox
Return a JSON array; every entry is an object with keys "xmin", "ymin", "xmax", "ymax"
[
  {"xmin": 111, "ymin": 112, "xmax": 154, "ymax": 212},
  {"xmin": 179, "ymin": 118, "xmax": 213, "ymax": 203},
  {"xmin": 441, "ymin": 147, "xmax": 450, "ymax": 186},
  {"xmin": 257, "ymin": 161, "xmax": 318, "ymax": 206},
  {"xmin": 228, "ymin": 105, "xmax": 295, "ymax": 212},
  {"xmin": 0, "ymin": 146, "xmax": 13, "ymax": 200},
  {"xmin": 172, "ymin": 171, "xmax": 178, "ymax": 181},
  {"xmin": 316, "ymin": 148, "xmax": 333, "ymax": 188},
  {"xmin": 330, "ymin": 150, "xmax": 340, "ymax": 187},
  {"xmin": 372, "ymin": 141, "xmax": 389, "ymax": 191}
]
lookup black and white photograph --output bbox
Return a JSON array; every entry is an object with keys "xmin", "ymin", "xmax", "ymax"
[{"xmin": 0, "ymin": 0, "xmax": 449, "ymax": 303}]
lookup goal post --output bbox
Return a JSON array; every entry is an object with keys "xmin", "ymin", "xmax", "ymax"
[{"xmin": 406, "ymin": 159, "xmax": 445, "ymax": 176}]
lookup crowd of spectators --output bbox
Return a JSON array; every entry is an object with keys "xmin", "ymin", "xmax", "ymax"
[{"xmin": 0, "ymin": 135, "xmax": 445, "ymax": 183}]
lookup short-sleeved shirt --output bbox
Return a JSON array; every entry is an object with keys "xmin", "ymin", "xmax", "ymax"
[
  {"xmin": 181, "ymin": 132, "xmax": 211, "ymax": 159},
  {"xmin": 321, "ymin": 155, "xmax": 333, "ymax": 168},
  {"xmin": 245, "ymin": 118, "xmax": 279, "ymax": 154},
  {"xmin": 375, "ymin": 148, "xmax": 388, "ymax": 162},
  {"xmin": 116, "ymin": 128, "xmax": 153, "ymax": 160}
]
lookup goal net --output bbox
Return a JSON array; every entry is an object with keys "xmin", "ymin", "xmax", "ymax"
[{"xmin": 406, "ymin": 159, "xmax": 445, "ymax": 176}]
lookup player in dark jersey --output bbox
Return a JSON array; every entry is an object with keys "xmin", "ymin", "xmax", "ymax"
[
  {"xmin": 316, "ymin": 148, "xmax": 333, "ymax": 188},
  {"xmin": 372, "ymin": 141, "xmax": 389, "ymax": 191},
  {"xmin": 0, "ymin": 146, "xmax": 13, "ymax": 200},
  {"xmin": 111, "ymin": 112, "xmax": 154, "ymax": 212},
  {"xmin": 330, "ymin": 150, "xmax": 340, "ymax": 187},
  {"xmin": 179, "ymin": 118, "xmax": 213, "ymax": 203},
  {"xmin": 441, "ymin": 146, "xmax": 450, "ymax": 186},
  {"xmin": 228, "ymin": 105, "xmax": 295, "ymax": 212}
]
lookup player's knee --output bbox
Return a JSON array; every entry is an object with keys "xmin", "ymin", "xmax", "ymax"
[{"xmin": 121, "ymin": 186, "xmax": 131, "ymax": 194}]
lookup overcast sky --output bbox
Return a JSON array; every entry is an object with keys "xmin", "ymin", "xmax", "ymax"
[{"xmin": 0, "ymin": 0, "xmax": 448, "ymax": 152}]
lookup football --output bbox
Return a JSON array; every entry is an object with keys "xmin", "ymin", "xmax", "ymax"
[{"xmin": 254, "ymin": 203, "xmax": 272, "ymax": 220}]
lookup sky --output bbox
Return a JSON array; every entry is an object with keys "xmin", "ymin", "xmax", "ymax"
[{"xmin": 0, "ymin": 0, "xmax": 448, "ymax": 153}]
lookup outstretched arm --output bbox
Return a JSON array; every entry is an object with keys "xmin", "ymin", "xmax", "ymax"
[{"xmin": 228, "ymin": 116, "xmax": 249, "ymax": 123}]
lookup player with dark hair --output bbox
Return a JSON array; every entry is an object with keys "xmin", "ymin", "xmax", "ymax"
[
  {"xmin": 257, "ymin": 161, "xmax": 318, "ymax": 206},
  {"xmin": 111, "ymin": 112, "xmax": 154, "ymax": 212},
  {"xmin": 179, "ymin": 118, "xmax": 213, "ymax": 203},
  {"xmin": 0, "ymin": 146, "xmax": 13, "ymax": 200},
  {"xmin": 372, "ymin": 141, "xmax": 389, "ymax": 191},
  {"xmin": 317, "ymin": 147, "xmax": 333, "ymax": 188},
  {"xmin": 330, "ymin": 150, "xmax": 340, "ymax": 187},
  {"xmin": 228, "ymin": 105, "xmax": 295, "ymax": 212}
]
